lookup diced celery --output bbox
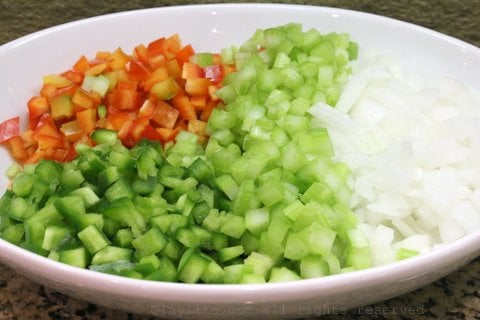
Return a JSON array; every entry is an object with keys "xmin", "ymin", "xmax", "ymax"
[
  {"xmin": 245, "ymin": 208, "xmax": 270, "ymax": 236},
  {"xmin": 219, "ymin": 214, "xmax": 246, "ymax": 239},
  {"xmin": 0, "ymin": 25, "xmax": 361, "ymax": 284},
  {"xmin": 300, "ymin": 255, "xmax": 330, "ymax": 278},
  {"xmin": 269, "ymin": 267, "xmax": 301, "ymax": 282},
  {"xmin": 219, "ymin": 245, "xmax": 244, "ymax": 262}
]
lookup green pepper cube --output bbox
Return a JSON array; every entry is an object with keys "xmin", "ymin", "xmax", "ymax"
[
  {"xmin": 59, "ymin": 246, "xmax": 90, "ymax": 268},
  {"xmin": 91, "ymin": 246, "xmax": 132, "ymax": 265},
  {"xmin": 77, "ymin": 225, "xmax": 110, "ymax": 254},
  {"xmin": 132, "ymin": 227, "xmax": 167, "ymax": 258}
]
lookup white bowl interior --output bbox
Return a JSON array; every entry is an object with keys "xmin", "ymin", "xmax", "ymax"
[{"xmin": 0, "ymin": 4, "xmax": 479, "ymax": 319}]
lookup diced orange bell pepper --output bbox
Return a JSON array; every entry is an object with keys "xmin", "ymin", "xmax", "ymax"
[
  {"xmin": 5, "ymin": 135, "xmax": 27, "ymax": 161},
  {"xmin": 166, "ymin": 60, "xmax": 182, "ymax": 80},
  {"xmin": 42, "ymin": 74, "xmax": 73, "ymax": 88},
  {"xmin": 27, "ymin": 97, "xmax": 49, "ymax": 129},
  {"xmin": 2, "ymin": 32, "xmax": 230, "ymax": 164},
  {"xmin": 156, "ymin": 127, "xmax": 180, "ymax": 143},
  {"xmin": 85, "ymin": 62, "xmax": 108, "ymax": 76},
  {"xmin": 50, "ymin": 95, "xmax": 75, "ymax": 121},
  {"xmin": 200, "ymin": 100, "xmax": 218, "ymax": 122},
  {"xmin": 36, "ymin": 134, "xmax": 64, "ymax": 150},
  {"xmin": 138, "ymin": 100, "xmax": 156, "ymax": 118},
  {"xmin": 73, "ymin": 55, "xmax": 90, "ymax": 73},
  {"xmin": 152, "ymin": 100, "xmax": 180, "ymax": 129},
  {"xmin": 107, "ymin": 112, "xmax": 133, "ymax": 131},
  {"xmin": 72, "ymin": 88, "xmax": 101, "ymax": 110},
  {"xmin": 182, "ymin": 62, "xmax": 204, "ymax": 79},
  {"xmin": 185, "ymin": 78, "xmax": 211, "ymax": 96},
  {"xmin": 144, "ymin": 67, "xmax": 169, "ymax": 91},
  {"xmin": 60, "ymin": 120, "xmax": 83, "ymax": 142},
  {"xmin": 134, "ymin": 44, "xmax": 149, "ymax": 66},
  {"xmin": 77, "ymin": 109, "xmax": 97, "ymax": 134},
  {"xmin": 172, "ymin": 94, "xmax": 197, "ymax": 120},
  {"xmin": 190, "ymin": 96, "xmax": 207, "ymax": 110},
  {"xmin": 110, "ymin": 48, "xmax": 131, "ymax": 70}
]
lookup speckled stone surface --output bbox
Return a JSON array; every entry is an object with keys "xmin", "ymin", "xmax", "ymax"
[{"xmin": 0, "ymin": 1, "xmax": 479, "ymax": 319}]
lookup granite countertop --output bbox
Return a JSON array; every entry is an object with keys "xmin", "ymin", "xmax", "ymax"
[{"xmin": 0, "ymin": 1, "xmax": 479, "ymax": 319}]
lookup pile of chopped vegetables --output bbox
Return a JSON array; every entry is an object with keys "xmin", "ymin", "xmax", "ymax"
[
  {"xmin": 0, "ymin": 24, "xmax": 365, "ymax": 283},
  {"xmin": 0, "ymin": 33, "xmax": 232, "ymax": 164},
  {"xmin": 312, "ymin": 53, "xmax": 480, "ymax": 264},
  {"xmin": 1, "ymin": 23, "xmax": 479, "ymax": 284}
]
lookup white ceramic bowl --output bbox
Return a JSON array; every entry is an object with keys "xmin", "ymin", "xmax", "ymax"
[{"xmin": 1, "ymin": 4, "xmax": 480, "ymax": 319}]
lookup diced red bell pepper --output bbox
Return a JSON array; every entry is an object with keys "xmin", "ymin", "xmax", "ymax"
[
  {"xmin": 61, "ymin": 70, "xmax": 84, "ymax": 85},
  {"xmin": 175, "ymin": 45, "xmax": 195, "ymax": 67},
  {"xmin": 129, "ymin": 116, "xmax": 150, "ymax": 142},
  {"xmin": 27, "ymin": 97, "xmax": 49, "ymax": 129},
  {"xmin": 0, "ymin": 117, "xmax": 20, "ymax": 143},
  {"xmin": 33, "ymin": 113, "xmax": 63, "ymax": 140},
  {"xmin": 134, "ymin": 44, "xmax": 149, "ymax": 66},
  {"xmin": 111, "ymin": 89, "xmax": 140, "ymax": 110},
  {"xmin": 140, "ymin": 124, "xmax": 164, "ymax": 142},
  {"xmin": 147, "ymin": 37, "xmax": 168, "ymax": 57},
  {"xmin": 107, "ymin": 112, "xmax": 133, "ymax": 131},
  {"xmin": 128, "ymin": 60, "xmax": 150, "ymax": 81},
  {"xmin": 203, "ymin": 64, "xmax": 224, "ymax": 84},
  {"xmin": 152, "ymin": 100, "xmax": 180, "ymax": 129},
  {"xmin": 172, "ymin": 94, "xmax": 197, "ymax": 120},
  {"xmin": 182, "ymin": 62, "xmax": 204, "ymax": 79}
]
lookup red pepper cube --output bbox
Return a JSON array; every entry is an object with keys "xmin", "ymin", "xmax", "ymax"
[
  {"xmin": 172, "ymin": 94, "xmax": 197, "ymax": 120},
  {"xmin": 152, "ymin": 100, "xmax": 180, "ymax": 129},
  {"xmin": 27, "ymin": 97, "xmax": 49, "ymax": 129},
  {"xmin": 185, "ymin": 78, "xmax": 211, "ymax": 97}
]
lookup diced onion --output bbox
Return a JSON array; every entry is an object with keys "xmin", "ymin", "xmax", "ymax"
[{"xmin": 310, "ymin": 52, "xmax": 480, "ymax": 265}]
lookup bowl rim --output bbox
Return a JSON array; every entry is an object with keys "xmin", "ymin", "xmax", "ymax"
[{"xmin": 1, "ymin": 2, "xmax": 480, "ymax": 304}]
